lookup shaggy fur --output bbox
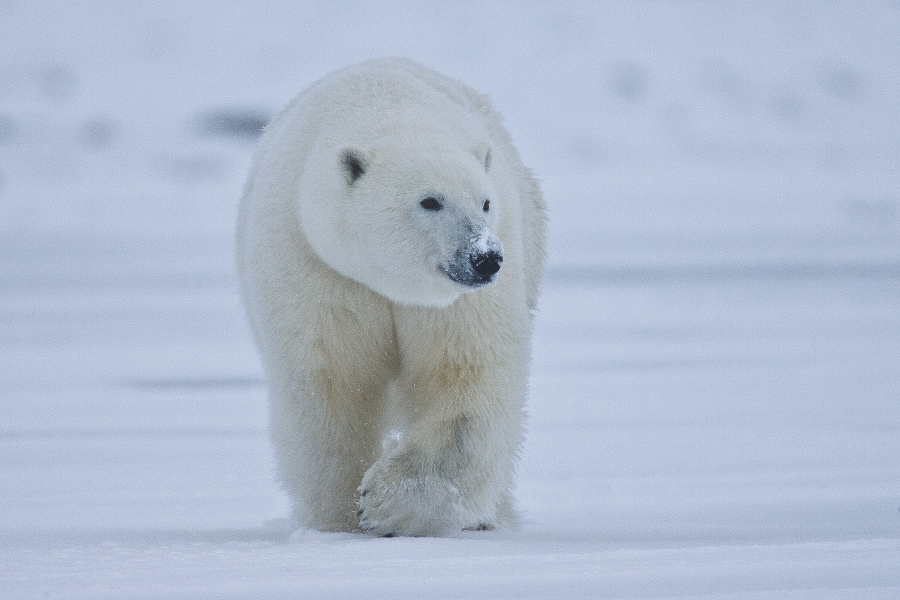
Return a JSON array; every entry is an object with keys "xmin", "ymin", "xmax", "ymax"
[{"xmin": 236, "ymin": 58, "xmax": 546, "ymax": 536}]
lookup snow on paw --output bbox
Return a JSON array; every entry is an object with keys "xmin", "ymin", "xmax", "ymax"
[{"xmin": 357, "ymin": 454, "xmax": 473, "ymax": 537}]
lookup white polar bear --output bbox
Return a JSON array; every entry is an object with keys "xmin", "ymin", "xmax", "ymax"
[{"xmin": 236, "ymin": 58, "xmax": 546, "ymax": 536}]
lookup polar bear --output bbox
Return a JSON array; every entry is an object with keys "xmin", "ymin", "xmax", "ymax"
[{"xmin": 236, "ymin": 58, "xmax": 546, "ymax": 536}]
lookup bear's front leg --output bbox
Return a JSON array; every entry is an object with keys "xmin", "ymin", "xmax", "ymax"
[
  {"xmin": 358, "ymin": 312, "xmax": 527, "ymax": 535},
  {"xmin": 354, "ymin": 280, "xmax": 531, "ymax": 536},
  {"xmin": 262, "ymin": 282, "xmax": 399, "ymax": 533},
  {"xmin": 357, "ymin": 413, "xmax": 504, "ymax": 536}
]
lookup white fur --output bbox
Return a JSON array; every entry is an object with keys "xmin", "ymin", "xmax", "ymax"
[{"xmin": 236, "ymin": 58, "xmax": 546, "ymax": 536}]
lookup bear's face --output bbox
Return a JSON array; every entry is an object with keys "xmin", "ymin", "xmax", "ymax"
[{"xmin": 298, "ymin": 142, "xmax": 503, "ymax": 307}]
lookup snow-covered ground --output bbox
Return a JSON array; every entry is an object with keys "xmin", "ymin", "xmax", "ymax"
[{"xmin": 2, "ymin": 2, "xmax": 899, "ymax": 597}]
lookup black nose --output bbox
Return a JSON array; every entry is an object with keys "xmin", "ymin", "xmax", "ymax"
[{"xmin": 470, "ymin": 250, "xmax": 503, "ymax": 278}]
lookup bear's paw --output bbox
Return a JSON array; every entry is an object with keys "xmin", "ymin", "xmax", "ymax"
[{"xmin": 357, "ymin": 454, "xmax": 479, "ymax": 537}]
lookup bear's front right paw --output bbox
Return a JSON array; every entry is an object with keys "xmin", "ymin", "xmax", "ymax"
[{"xmin": 357, "ymin": 455, "xmax": 474, "ymax": 537}]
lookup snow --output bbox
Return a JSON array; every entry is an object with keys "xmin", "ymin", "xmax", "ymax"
[
  {"xmin": 472, "ymin": 227, "xmax": 501, "ymax": 256},
  {"xmin": 2, "ymin": 1, "xmax": 899, "ymax": 597}
]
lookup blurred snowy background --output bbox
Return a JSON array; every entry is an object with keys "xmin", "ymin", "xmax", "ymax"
[{"xmin": 2, "ymin": 1, "xmax": 899, "ymax": 597}]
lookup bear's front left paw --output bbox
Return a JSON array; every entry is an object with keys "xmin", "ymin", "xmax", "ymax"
[{"xmin": 357, "ymin": 455, "xmax": 474, "ymax": 537}]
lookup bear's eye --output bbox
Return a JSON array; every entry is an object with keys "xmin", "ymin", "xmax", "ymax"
[
  {"xmin": 483, "ymin": 199, "xmax": 490, "ymax": 212},
  {"xmin": 420, "ymin": 196, "xmax": 443, "ymax": 211}
]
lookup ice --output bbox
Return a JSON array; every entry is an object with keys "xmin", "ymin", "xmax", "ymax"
[{"xmin": 2, "ymin": 1, "xmax": 899, "ymax": 598}]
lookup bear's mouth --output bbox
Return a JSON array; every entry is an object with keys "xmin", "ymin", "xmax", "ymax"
[{"xmin": 442, "ymin": 264, "xmax": 497, "ymax": 288}]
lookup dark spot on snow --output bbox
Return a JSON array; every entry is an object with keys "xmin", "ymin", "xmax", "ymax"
[
  {"xmin": 79, "ymin": 117, "xmax": 117, "ymax": 149},
  {"xmin": 820, "ymin": 66, "xmax": 865, "ymax": 101},
  {"xmin": 842, "ymin": 198, "xmax": 897, "ymax": 228},
  {"xmin": 767, "ymin": 91, "xmax": 807, "ymax": 122},
  {"xmin": 608, "ymin": 61, "xmax": 648, "ymax": 102},
  {"xmin": 0, "ymin": 115, "xmax": 16, "ymax": 145},
  {"xmin": 197, "ymin": 107, "xmax": 270, "ymax": 140},
  {"xmin": 41, "ymin": 64, "xmax": 78, "ymax": 103}
]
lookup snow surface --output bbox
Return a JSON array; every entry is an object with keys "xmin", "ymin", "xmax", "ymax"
[{"xmin": 2, "ymin": 1, "xmax": 899, "ymax": 598}]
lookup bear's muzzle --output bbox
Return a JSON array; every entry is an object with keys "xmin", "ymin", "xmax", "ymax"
[{"xmin": 443, "ymin": 227, "xmax": 503, "ymax": 289}]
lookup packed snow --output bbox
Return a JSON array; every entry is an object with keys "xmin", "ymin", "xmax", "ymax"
[{"xmin": 2, "ymin": 1, "xmax": 899, "ymax": 598}]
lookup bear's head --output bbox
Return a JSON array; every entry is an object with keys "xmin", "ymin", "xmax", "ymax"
[{"xmin": 297, "ymin": 140, "xmax": 503, "ymax": 307}]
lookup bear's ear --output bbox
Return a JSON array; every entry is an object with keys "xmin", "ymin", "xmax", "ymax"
[
  {"xmin": 340, "ymin": 147, "xmax": 370, "ymax": 185},
  {"xmin": 473, "ymin": 141, "xmax": 491, "ymax": 173}
]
